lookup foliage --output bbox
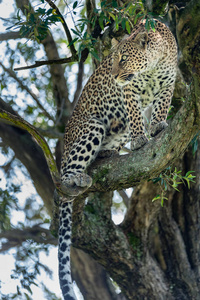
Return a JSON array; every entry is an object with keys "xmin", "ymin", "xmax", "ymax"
[
  {"xmin": 0, "ymin": 184, "xmax": 20, "ymax": 231},
  {"xmin": 69, "ymin": 0, "xmax": 159, "ymax": 59},
  {"xmin": 6, "ymin": 0, "xmax": 161, "ymax": 61},
  {"xmin": 1, "ymin": 242, "xmax": 54, "ymax": 299},
  {"xmin": 7, "ymin": 5, "xmax": 61, "ymax": 42},
  {"xmin": 152, "ymin": 167, "xmax": 196, "ymax": 206}
]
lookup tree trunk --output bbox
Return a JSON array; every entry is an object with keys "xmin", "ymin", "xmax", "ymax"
[{"xmin": 1, "ymin": 1, "xmax": 200, "ymax": 299}]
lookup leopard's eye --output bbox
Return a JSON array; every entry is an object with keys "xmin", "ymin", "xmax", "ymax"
[{"xmin": 120, "ymin": 55, "xmax": 127, "ymax": 62}]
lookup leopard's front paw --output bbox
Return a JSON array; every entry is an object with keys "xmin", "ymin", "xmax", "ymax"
[
  {"xmin": 150, "ymin": 121, "xmax": 168, "ymax": 137},
  {"xmin": 97, "ymin": 150, "xmax": 119, "ymax": 158},
  {"xmin": 131, "ymin": 135, "xmax": 149, "ymax": 150}
]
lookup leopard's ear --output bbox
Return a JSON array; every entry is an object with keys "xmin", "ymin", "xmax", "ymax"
[
  {"xmin": 134, "ymin": 32, "xmax": 148, "ymax": 49},
  {"xmin": 111, "ymin": 38, "xmax": 119, "ymax": 48}
]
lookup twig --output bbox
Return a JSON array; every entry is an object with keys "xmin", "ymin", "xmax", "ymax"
[
  {"xmin": 0, "ymin": 62, "xmax": 54, "ymax": 121},
  {"xmin": 14, "ymin": 56, "xmax": 77, "ymax": 71},
  {"xmin": 117, "ymin": 190, "xmax": 130, "ymax": 207},
  {"xmin": 45, "ymin": 0, "xmax": 78, "ymax": 59},
  {"xmin": 0, "ymin": 31, "xmax": 21, "ymax": 41}
]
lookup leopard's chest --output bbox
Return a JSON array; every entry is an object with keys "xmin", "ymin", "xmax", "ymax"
[{"xmin": 130, "ymin": 70, "xmax": 173, "ymax": 109}]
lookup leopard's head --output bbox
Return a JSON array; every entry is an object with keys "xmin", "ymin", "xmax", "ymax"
[{"xmin": 111, "ymin": 32, "xmax": 149, "ymax": 86}]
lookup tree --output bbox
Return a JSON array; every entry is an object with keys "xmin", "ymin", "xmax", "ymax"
[{"xmin": 0, "ymin": 0, "xmax": 200, "ymax": 299}]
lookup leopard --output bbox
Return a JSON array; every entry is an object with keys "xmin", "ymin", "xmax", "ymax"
[{"xmin": 58, "ymin": 19, "xmax": 177, "ymax": 299}]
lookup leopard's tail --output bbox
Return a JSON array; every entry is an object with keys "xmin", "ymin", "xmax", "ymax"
[{"xmin": 58, "ymin": 201, "xmax": 77, "ymax": 300}]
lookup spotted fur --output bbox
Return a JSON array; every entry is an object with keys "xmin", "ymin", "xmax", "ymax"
[{"xmin": 59, "ymin": 20, "xmax": 177, "ymax": 299}]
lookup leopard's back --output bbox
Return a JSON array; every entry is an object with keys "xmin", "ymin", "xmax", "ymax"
[{"xmin": 61, "ymin": 55, "xmax": 129, "ymax": 167}]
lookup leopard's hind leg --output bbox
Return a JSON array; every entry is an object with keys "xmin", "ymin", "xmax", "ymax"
[
  {"xmin": 61, "ymin": 118, "xmax": 106, "ymax": 198},
  {"xmin": 150, "ymin": 85, "xmax": 174, "ymax": 137},
  {"xmin": 123, "ymin": 87, "xmax": 149, "ymax": 150}
]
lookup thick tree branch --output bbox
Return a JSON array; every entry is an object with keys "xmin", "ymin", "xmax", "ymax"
[
  {"xmin": 71, "ymin": 247, "xmax": 126, "ymax": 300},
  {"xmin": 0, "ymin": 106, "xmax": 60, "ymax": 189},
  {"xmin": 71, "ymin": 191, "xmax": 173, "ymax": 300},
  {"xmin": 87, "ymin": 95, "xmax": 199, "ymax": 192},
  {"xmin": 117, "ymin": 190, "xmax": 130, "ymax": 207},
  {"xmin": 158, "ymin": 209, "xmax": 198, "ymax": 296},
  {"xmin": 0, "ymin": 224, "xmax": 57, "ymax": 252}
]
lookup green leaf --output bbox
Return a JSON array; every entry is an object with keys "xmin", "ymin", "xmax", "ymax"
[
  {"xmin": 112, "ymin": 0, "xmax": 118, "ymax": 8},
  {"xmin": 152, "ymin": 177, "xmax": 161, "ymax": 184},
  {"xmin": 161, "ymin": 196, "xmax": 168, "ymax": 207},
  {"xmin": 71, "ymin": 28, "xmax": 81, "ymax": 36},
  {"xmin": 166, "ymin": 166, "xmax": 171, "ymax": 171},
  {"xmin": 24, "ymin": 293, "xmax": 31, "ymax": 300},
  {"xmin": 115, "ymin": 16, "xmax": 119, "ymax": 30},
  {"xmin": 108, "ymin": 12, "xmax": 115, "ymax": 21},
  {"xmin": 125, "ymin": 20, "xmax": 131, "ymax": 34},
  {"xmin": 101, "ymin": 1, "xmax": 106, "ymax": 8},
  {"xmin": 145, "ymin": 20, "xmax": 150, "ymax": 31},
  {"xmin": 99, "ymin": 15, "xmax": 104, "ymax": 30},
  {"xmin": 37, "ymin": 8, "xmax": 46, "ymax": 15},
  {"xmin": 90, "ymin": 50, "xmax": 100, "ymax": 61},
  {"xmin": 73, "ymin": 1, "xmax": 78, "ymax": 10},
  {"xmin": 121, "ymin": 18, "xmax": 126, "ymax": 30},
  {"xmin": 46, "ymin": 8, "xmax": 53, "ymax": 15},
  {"xmin": 134, "ymin": 12, "xmax": 144, "ymax": 25},
  {"xmin": 150, "ymin": 19, "xmax": 156, "ymax": 32},
  {"xmin": 78, "ymin": 43, "xmax": 86, "ymax": 60},
  {"xmin": 185, "ymin": 170, "xmax": 195, "ymax": 177},
  {"xmin": 152, "ymin": 195, "xmax": 161, "ymax": 202},
  {"xmin": 191, "ymin": 133, "xmax": 199, "ymax": 155},
  {"xmin": 164, "ymin": 180, "xmax": 168, "ymax": 191},
  {"xmin": 68, "ymin": 37, "xmax": 78, "ymax": 47}
]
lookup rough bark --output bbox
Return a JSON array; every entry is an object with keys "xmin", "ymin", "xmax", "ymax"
[{"xmin": 72, "ymin": 192, "xmax": 174, "ymax": 300}]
